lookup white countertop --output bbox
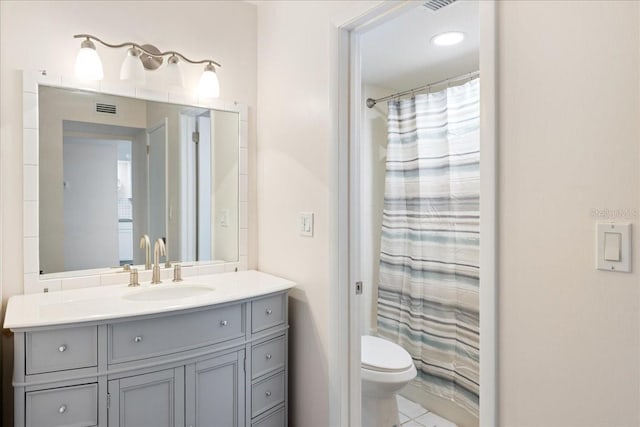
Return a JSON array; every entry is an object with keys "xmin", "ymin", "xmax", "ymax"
[{"xmin": 4, "ymin": 270, "xmax": 295, "ymax": 330}]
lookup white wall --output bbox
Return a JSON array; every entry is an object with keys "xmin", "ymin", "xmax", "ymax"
[
  {"xmin": 0, "ymin": 1, "xmax": 257, "ymax": 423},
  {"xmin": 498, "ymin": 1, "xmax": 640, "ymax": 425},
  {"xmin": 255, "ymin": 1, "xmax": 382, "ymax": 425}
]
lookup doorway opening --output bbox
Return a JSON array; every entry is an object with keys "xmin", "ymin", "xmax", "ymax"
[{"xmin": 335, "ymin": 1, "xmax": 497, "ymax": 426}]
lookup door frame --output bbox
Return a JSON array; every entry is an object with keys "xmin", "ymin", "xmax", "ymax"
[
  {"xmin": 145, "ymin": 118, "xmax": 169, "ymax": 251},
  {"xmin": 333, "ymin": 1, "xmax": 498, "ymax": 425}
]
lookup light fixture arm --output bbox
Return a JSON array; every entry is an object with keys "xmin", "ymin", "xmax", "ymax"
[{"xmin": 73, "ymin": 34, "xmax": 222, "ymax": 68}]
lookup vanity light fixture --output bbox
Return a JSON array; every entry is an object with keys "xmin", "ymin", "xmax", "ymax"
[
  {"xmin": 165, "ymin": 55, "xmax": 184, "ymax": 89},
  {"xmin": 73, "ymin": 34, "xmax": 221, "ymax": 98},
  {"xmin": 431, "ymin": 31, "xmax": 465, "ymax": 46},
  {"xmin": 198, "ymin": 63, "xmax": 220, "ymax": 99},
  {"xmin": 74, "ymin": 38, "xmax": 104, "ymax": 80},
  {"xmin": 120, "ymin": 47, "xmax": 146, "ymax": 85}
]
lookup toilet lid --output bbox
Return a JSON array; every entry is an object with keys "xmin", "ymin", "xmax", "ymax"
[{"xmin": 361, "ymin": 335, "xmax": 413, "ymax": 372}]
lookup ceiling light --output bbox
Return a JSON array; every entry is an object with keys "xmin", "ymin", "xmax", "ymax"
[
  {"xmin": 198, "ymin": 63, "xmax": 220, "ymax": 99},
  {"xmin": 74, "ymin": 38, "xmax": 104, "ymax": 81},
  {"xmin": 431, "ymin": 31, "xmax": 465, "ymax": 46}
]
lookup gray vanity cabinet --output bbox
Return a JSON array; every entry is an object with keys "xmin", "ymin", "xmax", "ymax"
[
  {"xmin": 185, "ymin": 350, "xmax": 245, "ymax": 427},
  {"xmin": 12, "ymin": 291, "xmax": 289, "ymax": 427},
  {"xmin": 107, "ymin": 350, "xmax": 246, "ymax": 427},
  {"xmin": 107, "ymin": 367, "xmax": 184, "ymax": 427}
]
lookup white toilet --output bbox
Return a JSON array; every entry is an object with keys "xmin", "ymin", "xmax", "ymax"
[{"xmin": 361, "ymin": 335, "xmax": 417, "ymax": 427}]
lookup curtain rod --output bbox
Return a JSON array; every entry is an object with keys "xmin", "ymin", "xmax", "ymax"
[{"xmin": 366, "ymin": 70, "xmax": 479, "ymax": 108}]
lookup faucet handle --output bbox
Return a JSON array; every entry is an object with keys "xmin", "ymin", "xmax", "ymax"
[
  {"xmin": 173, "ymin": 264, "xmax": 183, "ymax": 282},
  {"xmin": 128, "ymin": 269, "xmax": 139, "ymax": 287}
]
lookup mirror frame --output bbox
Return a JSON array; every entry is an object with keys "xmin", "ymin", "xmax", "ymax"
[{"xmin": 22, "ymin": 70, "xmax": 249, "ymax": 293}]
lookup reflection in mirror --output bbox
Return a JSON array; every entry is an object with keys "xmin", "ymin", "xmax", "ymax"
[{"xmin": 38, "ymin": 86, "xmax": 239, "ymax": 275}]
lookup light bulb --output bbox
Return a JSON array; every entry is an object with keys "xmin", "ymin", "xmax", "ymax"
[
  {"xmin": 166, "ymin": 55, "xmax": 184, "ymax": 88},
  {"xmin": 120, "ymin": 47, "xmax": 146, "ymax": 85},
  {"xmin": 74, "ymin": 38, "xmax": 104, "ymax": 81},
  {"xmin": 198, "ymin": 63, "xmax": 220, "ymax": 98}
]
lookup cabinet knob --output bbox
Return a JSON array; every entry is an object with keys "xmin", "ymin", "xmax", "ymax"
[
  {"xmin": 265, "ymin": 391, "xmax": 271, "ymax": 398},
  {"xmin": 58, "ymin": 344, "xmax": 67, "ymax": 353},
  {"xmin": 265, "ymin": 353, "xmax": 272, "ymax": 360},
  {"xmin": 265, "ymin": 309, "xmax": 273, "ymax": 316},
  {"xmin": 220, "ymin": 320, "xmax": 228, "ymax": 327},
  {"xmin": 58, "ymin": 404, "xmax": 67, "ymax": 414},
  {"xmin": 134, "ymin": 336, "xmax": 143, "ymax": 343}
]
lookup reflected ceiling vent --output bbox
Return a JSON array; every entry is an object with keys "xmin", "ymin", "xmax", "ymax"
[
  {"xmin": 95, "ymin": 102, "xmax": 117, "ymax": 115},
  {"xmin": 423, "ymin": 0, "xmax": 457, "ymax": 11}
]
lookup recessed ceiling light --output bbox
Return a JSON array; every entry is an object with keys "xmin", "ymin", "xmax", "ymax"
[{"xmin": 431, "ymin": 31, "xmax": 465, "ymax": 46}]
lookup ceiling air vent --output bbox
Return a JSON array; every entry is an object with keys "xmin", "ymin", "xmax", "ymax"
[
  {"xmin": 423, "ymin": 0, "xmax": 457, "ymax": 11},
  {"xmin": 95, "ymin": 102, "xmax": 117, "ymax": 115}
]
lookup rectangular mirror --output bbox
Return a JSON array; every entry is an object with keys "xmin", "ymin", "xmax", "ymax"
[{"xmin": 37, "ymin": 85, "xmax": 240, "ymax": 275}]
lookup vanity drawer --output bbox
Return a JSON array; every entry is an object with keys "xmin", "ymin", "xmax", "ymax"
[
  {"xmin": 25, "ymin": 383, "xmax": 98, "ymax": 427},
  {"xmin": 252, "ymin": 406, "xmax": 285, "ymax": 427},
  {"xmin": 251, "ymin": 371, "xmax": 285, "ymax": 418},
  {"xmin": 26, "ymin": 326, "xmax": 98, "ymax": 374},
  {"xmin": 252, "ymin": 335, "xmax": 285, "ymax": 379},
  {"xmin": 109, "ymin": 303, "xmax": 244, "ymax": 364},
  {"xmin": 252, "ymin": 294, "xmax": 285, "ymax": 333}
]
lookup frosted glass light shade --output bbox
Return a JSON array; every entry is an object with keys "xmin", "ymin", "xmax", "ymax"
[
  {"xmin": 431, "ymin": 31, "xmax": 465, "ymax": 46},
  {"xmin": 166, "ymin": 57, "xmax": 184, "ymax": 88},
  {"xmin": 75, "ymin": 42, "xmax": 104, "ymax": 80},
  {"xmin": 198, "ymin": 64, "xmax": 220, "ymax": 98},
  {"xmin": 120, "ymin": 48, "xmax": 146, "ymax": 85}
]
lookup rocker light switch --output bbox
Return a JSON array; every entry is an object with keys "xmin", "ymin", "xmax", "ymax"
[
  {"xmin": 299, "ymin": 212, "xmax": 314, "ymax": 237},
  {"xmin": 596, "ymin": 223, "xmax": 631, "ymax": 272},
  {"xmin": 604, "ymin": 232, "xmax": 621, "ymax": 261}
]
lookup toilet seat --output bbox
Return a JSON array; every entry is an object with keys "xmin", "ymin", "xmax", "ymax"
[{"xmin": 361, "ymin": 335, "xmax": 413, "ymax": 372}]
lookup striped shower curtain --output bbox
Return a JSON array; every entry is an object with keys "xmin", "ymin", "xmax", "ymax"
[{"xmin": 376, "ymin": 78, "xmax": 480, "ymax": 417}]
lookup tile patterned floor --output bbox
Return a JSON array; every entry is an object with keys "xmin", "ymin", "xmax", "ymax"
[{"xmin": 397, "ymin": 395, "xmax": 457, "ymax": 427}]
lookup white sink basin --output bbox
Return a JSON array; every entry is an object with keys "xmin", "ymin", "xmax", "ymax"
[{"xmin": 123, "ymin": 285, "xmax": 214, "ymax": 302}]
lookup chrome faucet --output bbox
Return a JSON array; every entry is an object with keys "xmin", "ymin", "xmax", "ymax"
[
  {"xmin": 151, "ymin": 238, "xmax": 166, "ymax": 284},
  {"xmin": 139, "ymin": 234, "xmax": 151, "ymax": 270}
]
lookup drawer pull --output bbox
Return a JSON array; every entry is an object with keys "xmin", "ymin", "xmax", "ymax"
[
  {"xmin": 58, "ymin": 345, "xmax": 67, "ymax": 353},
  {"xmin": 220, "ymin": 320, "xmax": 228, "ymax": 327},
  {"xmin": 265, "ymin": 353, "xmax": 272, "ymax": 360},
  {"xmin": 265, "ymin": 391, "xmax": 271, "ymax": 398},
  {"xmin": 134, "ymin": 336, "xmax": 143, "ymax": 343},
  {"xmin": 265, "ymin": 309, "xmax": 273, "ymax": 315},
  {"xmin": 58, "ymin": 404, "xmax": 67, "ymax": 414}
]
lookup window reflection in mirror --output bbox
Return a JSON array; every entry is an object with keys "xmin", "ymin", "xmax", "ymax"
[{"xmin": 38, "ymin": 86, "xmax": 239, "ymax": 275}]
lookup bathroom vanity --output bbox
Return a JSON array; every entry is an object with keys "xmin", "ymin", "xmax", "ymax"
[{"xmin": 4, "ymin": 270, "xmax": 294, "ymax": 427}]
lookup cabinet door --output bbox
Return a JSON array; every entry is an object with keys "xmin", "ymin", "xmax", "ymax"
[
  {"xmin": 185, "ymin": 350, "xmax": 245, "ymax": 427},
  {"xmin": 108, "ymin": 367, "xmax": 184, "ymax": 427}
]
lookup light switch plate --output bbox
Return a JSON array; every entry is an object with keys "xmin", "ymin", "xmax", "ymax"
[
  {"xmin": 219, "ymin": 209, "xmax": 229, "ymax": 228},
  {"xmin": 596, "ymin": 222, "xmax": 631, "ymax": 272},
  {"xmin": 299, "ymin": 212, "xmax": 314, "ymax": 237}
]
